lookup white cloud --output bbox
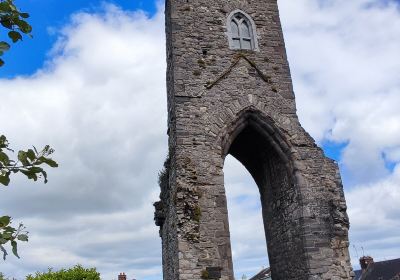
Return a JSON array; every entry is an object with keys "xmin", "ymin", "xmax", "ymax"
[
  {"xmin": 347, "ymin": 164, "xmax": 400, "ymax": 266},
  {"xmin": 0, "ymin": 0, "xmax": 399, "ymax": 279},
  {"xmin": 281, "ymin": 0, "xmax": 400, "ymax": 184},
  {"xmin": 0, "ymin": 4, "xmax": 166, "ymax": 280}
]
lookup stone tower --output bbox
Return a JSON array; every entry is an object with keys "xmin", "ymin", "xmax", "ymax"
[{"xmin": 154, "ymin": 0, "xmax": 354, "ymax": 279}]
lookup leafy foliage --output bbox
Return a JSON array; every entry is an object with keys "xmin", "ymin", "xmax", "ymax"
[
  {"xmin": 26, "ymin": 265, "xmax": 101, "ymax": 280},
  {"xmin": 0, "ymin": 0, "xmax": 32, "ymax": 66},
  {"xmin": 0, "ymin": 135, "xmax": 58, "ymax": 187},
  {"xmin": 0, "ymin": 135, "xmax": 57, "ymax": 260},
  {"xmin": 0, "ymin": 216, "xmax": 28, "ymax": 260}
]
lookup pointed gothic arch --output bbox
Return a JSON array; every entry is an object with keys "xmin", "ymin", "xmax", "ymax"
[
  {"xmin": 220, "ymin": 108, "xmax": 308, "ymax": 278},
  {"xmin": 227, "ymin": 9, "xmax": 259, "ymax": 51}
]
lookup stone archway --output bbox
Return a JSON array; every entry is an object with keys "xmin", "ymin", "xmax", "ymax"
[{"xmin": 221, "ymin": 109, "xmax": 307, "ymax": 279}]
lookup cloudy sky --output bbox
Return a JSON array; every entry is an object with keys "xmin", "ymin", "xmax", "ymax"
[{"xmin": 0, "ymin": 0, "xmax": 399, "ymax": 279}]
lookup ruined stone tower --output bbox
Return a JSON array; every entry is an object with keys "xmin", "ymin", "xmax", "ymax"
[{"xmin": 154, "ymin": 1, "xmax": 354, "ymax": 279}]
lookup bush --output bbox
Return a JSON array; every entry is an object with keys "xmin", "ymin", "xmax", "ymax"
[{"xmin": 26, "ymin": 265, "xmax": 100, "ymax": 280}]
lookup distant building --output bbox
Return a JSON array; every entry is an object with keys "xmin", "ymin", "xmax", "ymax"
[
  {"xmin": 249, "ymin": 268, "xmax": 272, "ymax": 280},
  {"xmin": 117, "ymin": 272, "xmax": 136, "ymax": 280},
  {"xmin": 354, "ymin": 256, "xmax": 400, "ymax": 280}
]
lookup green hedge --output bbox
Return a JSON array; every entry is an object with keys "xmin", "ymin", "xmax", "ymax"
[{"xmin": 26, "ymin": 265, "xmax": 100, "ymax": 280}]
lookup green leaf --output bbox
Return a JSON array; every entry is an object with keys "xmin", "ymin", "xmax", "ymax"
[
  {"xmin": 29, "ymin": 166, "xmax": 43, "ymax": 173},
  {"xmin": 0, "ymin": 135, "xmax": 9, "ymax": 148},
  {"xmin": 0, "ymin": 151, "xmax": 9, "ymax": 165},
  {"xmin": 11, "ymin": 240, "xmax": 19, "ymax": 258},
  {"xmin": 0, "ymin": 41, "xmax": 11, "ymax": 52},
  {"xmin": 26, "ymin": 149, "xmax": 35, "ymax": 161},
  {"xmin": 2, "ymin": 232, "xmax": 12, "ymax": 239},
  {"xmin": 0, "ymin": 174, "xmax": 10, "ymax": 186},
  {"xmin": 8, "ymin": 30, "xmax": 22, "ymax": 43},
  {"xmin": 0, "ymin": 58, "xmax": 3, "ymax": 67},
  {"xmin": 43, "ymin": 158, "xmax": 58, "ymax": 168},
  {"xmin": 0, "ymin": 19, "xmax": 13, "ymax": 30},
  {"xmin": 20, "ymin": 12, "xmax": 30, "ymax": 19},
  {"xmin": 14, "ymin": 18, "xmax": 32, "ymax": 34},
  {"xmin": 7, "ymin": 1, "xmax": 17, "ymax": 12},
  {"xmin": 0, "ymin": 244, "xmax": 7, "ymax": 260},
  {"xmin": 20, "ymin": 169, "xmax": 38, "ymax": 181},
  {"xmin": 0, "ymin": 216, "xmax": 11, "ymax": 227},
  {"xmin": 2, "ymin": 226, "xmax": 16, "ymax": 233},
  {"xmin": 42, "ymin": 169, "xmax": 48, "ymax": 183},
  {"xmin": 17, "ymin": 234, "xmax": 28, "ymax": 242},
  {"xmin": 18, "ymin": 150, "xmax": 29, "ymax": 165},
  {"xmin": 0, "ymin": 2, "xmax": 12, "ymax": 12}
]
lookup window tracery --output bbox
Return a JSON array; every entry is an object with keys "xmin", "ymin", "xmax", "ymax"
[{"xmin": 227, "ymin": 10, "xmax": 258, "ymax": 51}]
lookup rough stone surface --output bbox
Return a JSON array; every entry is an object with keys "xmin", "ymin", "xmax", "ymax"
[{"xmin": 155, "ymin": 1, "xmax": 354, "ymax": 279}]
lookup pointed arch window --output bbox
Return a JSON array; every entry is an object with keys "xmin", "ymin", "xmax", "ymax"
[{"xmin": 227, "ymin": 10, "xmax": 258, "ymax": 51}]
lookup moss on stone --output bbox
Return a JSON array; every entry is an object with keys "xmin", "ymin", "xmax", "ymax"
[
  {"xmin": 193, "ymin": 206, "xmax": 201, "ymax": 222},
  {"xmin": 193, "ymin": 70, "xmax": 201, "ymax": 76},
  {"xmin": 201, "ymin": 270, "xmax": 209, "ymax": 279}
]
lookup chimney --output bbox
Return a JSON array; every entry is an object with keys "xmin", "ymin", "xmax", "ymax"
[
  {"xmin": 359, "ymin": 256, "xmax": 374, "ymax": 273},
  {"xmin": 118, "ymin": 272, "xmax": 127, "ymax": 280}
]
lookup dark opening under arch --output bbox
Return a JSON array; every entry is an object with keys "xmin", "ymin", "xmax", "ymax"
[{"xmin": 222, "ymin": 110, "xmax": 308, "ymax": 279}]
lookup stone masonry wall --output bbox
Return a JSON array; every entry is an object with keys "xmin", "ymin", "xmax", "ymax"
[{"xmin": 155, "ymin": 0, "xmax": 354, "ymax": 279}]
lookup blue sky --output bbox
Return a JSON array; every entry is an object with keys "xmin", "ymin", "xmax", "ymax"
[
  {"xmin": 0, "ymin": 0, "xmax": 157, "ymax": 77},
  {"xmin": 0, "ymin": 0, "xmax": 400, "ymax": 279}
]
